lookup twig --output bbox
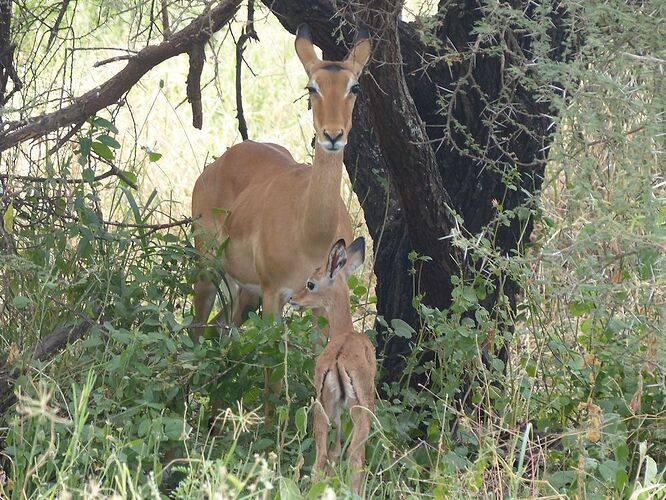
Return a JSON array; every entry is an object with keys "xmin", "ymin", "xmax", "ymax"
[
  {"xmin": 235, "ymin": 0, "xmax": 259, "ymax": 140},
  {"xmin": 0, "ymin": 164, "xmax": 138, "ymax": 189},
  {"xmin": 93, "ymin": 54, "xmax": 134, "ymax": 67},
  {"xmin": 46, "ymin": 0, "xmax": 71, "ymax": 50},
  {"xmin": 102, "ymin": 215, "xmax": 195, "ymax": 235},
  {"xmin": 161, "ymin": 0, "xmax": 171, "ymax": 40}
]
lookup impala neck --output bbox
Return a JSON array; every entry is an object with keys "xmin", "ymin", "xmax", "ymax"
[
  {"xmin": 324, "ymin": 280, "xmax": 354, "ymax": 337},
  {"xmin": 302, "ymin": 144, "xmax": 344, "ymax": 251}
]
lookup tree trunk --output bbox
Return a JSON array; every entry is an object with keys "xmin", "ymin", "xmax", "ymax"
[{"xmin": 263, "ymin": 0, "xmax": 572, "ymax": 386}]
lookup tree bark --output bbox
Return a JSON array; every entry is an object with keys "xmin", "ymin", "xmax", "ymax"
[{"xmin": 264, "ymin": 0, "xmax": 572, "ymax": 386}]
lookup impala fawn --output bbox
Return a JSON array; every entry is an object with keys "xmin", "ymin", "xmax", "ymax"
[{"xmin": 289, "ymin": 237, "xmax": 376, "ymax": 495}]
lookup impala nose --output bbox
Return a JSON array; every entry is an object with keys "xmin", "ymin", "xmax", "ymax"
[{"xmin": 322, "ymin": 130, "xmax": 345, "ymax": 151}]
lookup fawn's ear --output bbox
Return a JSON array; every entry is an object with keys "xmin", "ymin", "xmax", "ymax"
[
  {"xmin": 344, "ymin": 236, "xmax": 365, "ymax": 278},
  {"xmin": 326, "ymin": 239, "xmax": 348, "ymax": 280},
  {"xmin": 295, "ymin": 23, "xmax": 320, "ymax": 76}
]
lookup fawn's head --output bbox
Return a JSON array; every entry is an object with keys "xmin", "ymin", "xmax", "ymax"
[
  {"xmin": 290, "ymin": 237, "xmax": 365, "ymax": 310},
  {"xmin": 295, "ymin": 24, "xmax": 371, "ymax": 153}
]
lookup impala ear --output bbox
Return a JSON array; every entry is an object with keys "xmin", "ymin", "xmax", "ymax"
[
  {"xmin": 295, "ymin": 23, "xmax": 320, "ymax": 75},
  {"xmin": 344, "ymin": 237, "xmax": 366, "ymax": 278},
  {"xmin": 345, "ymin": 26, "xmax": 371, "ymax": 76},
  {"xmin": 326, "ymin": 239, "xmax": 348, "ymax": 280}
]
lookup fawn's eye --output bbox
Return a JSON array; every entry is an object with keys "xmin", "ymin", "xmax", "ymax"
[
  {"xmin": 350, "ymin": 83, "xmax": 361, "ymax": 95},
  {"xmin": 306, "ymin": 280, "xmax": 316, "ymax": 290}
]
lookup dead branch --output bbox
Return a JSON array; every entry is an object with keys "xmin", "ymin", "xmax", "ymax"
[
  {"xmin": 161, "ymin": 0, "xmax": 171, "ymax": 39},
  {"xmin": 0, "ymin": 0, "xmax": 242, "ymax": 152},
  {"xmin": 0, "ymin": 320, "xmax": 94, "ymax": 417},
  {"xmin": 187, "ymin": 43, "xmax": 206, "ymax": 129}
]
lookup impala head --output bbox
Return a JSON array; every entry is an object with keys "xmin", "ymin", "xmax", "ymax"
[
  {"xmin": 295, "ymin": 24, "xmax": 371, "ymax": 153},
  {"xmin": 290, "ymin": 237, "xmax": 366, "ymax": 310}
]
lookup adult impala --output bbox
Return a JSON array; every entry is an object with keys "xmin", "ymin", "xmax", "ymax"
[{"xmin": 191, "ymin": 24, "xmax": 371, "ymax": 411}]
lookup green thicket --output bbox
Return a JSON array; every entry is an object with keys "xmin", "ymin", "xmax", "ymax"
[{"xmin": 0, "ymin": 1, "xmax": 663, "ymax": 498}]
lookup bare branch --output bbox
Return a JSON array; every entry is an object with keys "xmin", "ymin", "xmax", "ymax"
[
  {"xmin": 0, "ymin": 0, "xmax": 242, "ymax": 152},
  {"xmin": 93, "ymin": 54, "xmax": 134, "ymax": 67},
  {"xmin": 161, "ymin": 0, "xmax": 171, "ymax": 39},
  {"xmin": 46, "ymin": 0, "xmax": 72, "ymax": 50},
  {"xmin": 187, "ymin": 43, "xmax": 206, "ymax": 129}
]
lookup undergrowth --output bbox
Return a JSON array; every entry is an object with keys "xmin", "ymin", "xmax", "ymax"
[{"xmin": 1, "ymin": 0, "xmax": 665, "ymax": 498}]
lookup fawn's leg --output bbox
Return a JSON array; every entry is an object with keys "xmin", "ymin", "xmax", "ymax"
[
  {"xmin": 348, "ymin": 399, "xmax": 373, "ymax": 496},
  {"xmin": 313, "ymin": 373, "xmax": 338, "ymax": 473}
]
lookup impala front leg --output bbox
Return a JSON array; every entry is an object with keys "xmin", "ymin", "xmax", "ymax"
[
  {"xmin": 193, "ymin": 272, "xmax": 218, "ymax": 343},
  {"xmin": 262, "ymin": 290, "xmax": 284, "ymax": 426}
]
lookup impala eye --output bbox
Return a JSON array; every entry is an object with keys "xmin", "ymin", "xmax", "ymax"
[
  {"xmin": 306, "ymin": 280, "xmax": 316, "ymax": 290},
  {"xmin": 350, "ymin": 83, "xmax": 361, "ymax": 95},
  {"xmin": 306, "ymin": 86, "xmax": 318, "ymax": 95}
]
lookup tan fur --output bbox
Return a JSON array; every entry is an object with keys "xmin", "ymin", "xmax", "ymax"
[{"xmin": 290, "ymin": 239, "xmax": 376, "ymax": 496}]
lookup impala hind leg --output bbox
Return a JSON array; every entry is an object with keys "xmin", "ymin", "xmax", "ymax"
[
  {"xmin": 313, "ymin": 375, "xmax": 339, "ymax": 474},
  {"xmin": 348, "ymin": 399, "xmax": 373, "ymax": 496}
]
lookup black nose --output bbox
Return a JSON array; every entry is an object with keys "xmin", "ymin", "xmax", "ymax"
[{"xmin": 324, "ymin": 130, "xmax": 344, "ymax": 145}]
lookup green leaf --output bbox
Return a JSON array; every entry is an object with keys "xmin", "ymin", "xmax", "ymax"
[
  {"xmin": 163, "ymin": 417, "xmax": 184, "ymax": 440},
  {"xmin": 462, "ymin": 287, "xmax": 478, "ymax": 304},
  {"xmin": 391, "ymin": 318, "xmax": 415, "ymax": 339},
  {"xmin": 252, "ymin": 438, "xmax": 274, "ymax": 452},
  {"xmin": 91, "ymin": 141, "xmax": 114, "ymax": 160},
  {"xmin": 91, "ymin": 116, "xmax": 118, "ymax": 134},
  {"xmin": 295, "ymin": 406, "xmax": 308, "ymax": 437},
  {"xmin": 3, "ymin": 202, "xmax": 14, "ymax": 233},
  {"xmin": 96, "ymin": 134, "xmax": 121, "ymax": 149},
  {"xmin": 569, "ymin": 300, "xmax": 594, "ymax": 317},
  {"xmin": 82, "ymin": 168, "xmax": 95, "ymax": 182},
  {"xmin": 12, "ymin": 295, "xmax": 30, "ymax": 309},
  {"xmin": 306, "ymin": 482, "xmax": 328, "ymax": 500},
  {"xmin": 148, "ymin": 151, "xmax": 162, "ymax": 162}
]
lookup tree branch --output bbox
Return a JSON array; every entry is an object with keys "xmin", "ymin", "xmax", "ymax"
[
  {"xmin": 187, "ymin": 43, "xmax": 206, "ymax": 129},
  {"xmin": 0, "ymin": 0, "xmax": 242, "ymax": 151},
  {"xmin": 0, "ymin": 320, "xmax": 94, "ymax": 416}
]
